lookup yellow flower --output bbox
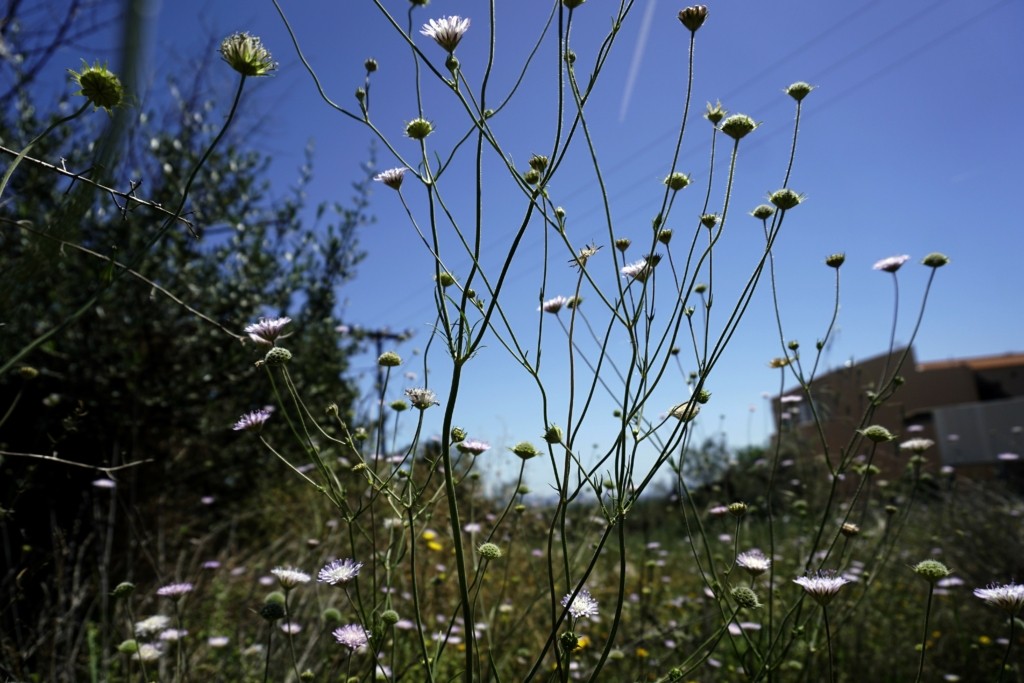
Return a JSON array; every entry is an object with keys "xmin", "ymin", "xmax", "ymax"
[
  {"xmin": 576, "ymin": 635, "xmax": 591, "ymax": 650},
  {"xmin": 421, "ymin": 529, "xmax": 438, "ymax": 541},
  {"xmin": 427, "ymin": 540, "xmax": 444, "ymax": 552},
  {"xmin": 978, "ymin": 635, "xmax": 992, "ymax": 646},
  {"xmin": 635, "ymin": 646, "xmax": 649, "ymax": 658}
]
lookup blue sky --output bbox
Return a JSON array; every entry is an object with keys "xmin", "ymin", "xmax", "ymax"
[{"xmin": 49, "ymin": 0, "xmax": 1024, "ymax": 490}]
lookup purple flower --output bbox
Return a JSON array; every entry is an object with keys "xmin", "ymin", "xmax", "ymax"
[
  {"xmin": 540, "ymin": 296, "xmax": 570, "ymax": 314},
  {"xmin": 561, "ymin": 588, "xmax": 599, "ymax": 620},
  {"xmin": 333, "ymin": 623, "xmax": 370, "ymax": 650},
  {"xmin": 373, "ymin": 167, "xmax": 406, "ymax": 190},
  {"xmin": 156, "ymin": 582, "xmax": 193, "ymax": 600},
  {"xmin": 456, "ymin": 439, "xmax": 490, "ymax": 455},
  {"xmin": 736, "ymin": 550, "xmax": 771, "ymax": 577},
  {"xmin": 318, "ymin": 558, "xmax": 363, "ymax": 585},
  {"xmin": 233, "ymin": 409, "xmax": 270, "ymax": 432},
  {"xmin": 974, "ymin": 582, "xmax": 1024, "ymax": 615},
  {"xmin": 244, "ymin": 316, "xmax": 292, "ymax": 345},
  {"xmin": 420, "ymin": 15, "xmax": 470, "ymax": 53},
  {"xmin": 873, "ymin": 255, "xmax": 910, "ymax": 273},
  {"xmin": 794, "ymin": 570, "xmax": 849, "ymax": 606}
]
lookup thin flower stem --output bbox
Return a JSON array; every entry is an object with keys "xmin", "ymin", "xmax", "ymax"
[
  {"xmin": 997, "ymin": 614, "xmax": 1016, "ymax": 683},
  {"xmin": 823, "ymin": 606, "xmax": 837, "ymax": 683},
  {"xmin": 914, "ymin": 584, "xmax": 936, "ymax": 683}
]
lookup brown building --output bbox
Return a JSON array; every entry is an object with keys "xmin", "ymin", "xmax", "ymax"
[{"xmin": 772, "ymin": 347, "xmax": 1024, "ymax": 479}]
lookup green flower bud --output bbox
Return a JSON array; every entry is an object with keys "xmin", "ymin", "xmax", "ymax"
[
  {"xmin": 657, "ymin": 229, "xmax": 673, "ymax": 245},
  {"xmin": 664, "ymin": 172, "xmax": 692, "ymax": 191},
  {"xmin": 696, "ymin": 389, "xmax": 711, "ymax": 404},
  {"xmin": 913, "ymin": 560, "xmax": 951, "ymax": 584},
  {"xmin": 786, "ymin": 81, "xmax": 814, "ymax": 102},
  {"xmin": 700, "ymin": 213, "xmax": 719, "ymax": 229},
  {"xmin": 117, "ymin": 639, "xmax": 140, "ymax": 654},
  {"xmin": 524, "ymin": 168, "xmax": 541, "ymax": 185},
  {"xmin": 450, "ymin": 426, "xmax": 467, "ymax": 443},
  {"xmin": 322, "ymin": 607, "xmax": 342, "ymax": 623},
  {"xmin": 511, "ymin": 441, "xmax": 540, "ymax": 460},
  {"xmin": 751, "ymin": 204, "xmax": 775, "ymax": 220},
  {"xmin": 529, "ymin": 154, "xmax": 549, "ymax": 172},
  {"xmin": 728, "ymin": 501, "xmax": 748, "ymax": 517},
  {"xmin": 562, "ymin": 0, "xmax": 586, "ymax": 9},
  {"xmin": 364, "ymin": 58, "xmax": 378, "ymax": 73},
  {"xmin": 921, "ymin": 252, "xmax": 950, "ymax": 268},
  {"xmin": 859, "ymin": 425, "xmax": 896, "ymax": 443},
  {"xmin": 405, "ymin": 117, "xmax": 434, "ymax": 140},
  {"xmin": 615, "ymin": 238, "xmax": 632, "ymax": 252},
  {"xmin": 825, "ymin": 253, "xmax": 846, "ymax": 268},
  {"xmin": 704, "ymin": 100, "xmax": 726, "ymax": 124},
  {"xmin": 543, "ymin": 424, "xmax": 563, "ymax": 444},
  {"xmin": 719, "ymin": 114, "xmax": 758, "ymax": 140},
  {"xmin": 769, "ymin": 189, "xmax": 804, "ymax": 210},
  {"xmin": 260, "ymin": 602, "xmax": 286, "ymax": 622},
  {"xmin": 437, "ymin": 272, "xmax": 457, "ymax": 288},
  {"xmin": 69, "ymin": 61, "xmax": 124, "ymax": 112},
  {"xmin": 112, "ymin": 581, "xmax": 136, "ymax": 599},
  {"xmin": 378, "ymin": 351, "xmax": 402, "ymax": 367},
  {"xmin": 381, "ymin": 609, "xmax": 400, "ymax": 625}
]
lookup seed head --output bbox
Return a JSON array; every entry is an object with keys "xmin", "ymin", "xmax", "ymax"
[
  {"xmin": 731, "ymin": 585, "xmax": 762, "ymax": 610},
  {"xmin": 219, "ymin": 32, "xmax": 277, "ymax": 77},
  {"xmin": 377, "ymin": 351, "xmax": 402, "ymax": 367},
  {"xmin": 477, "ymin": 542, "xmax": 503, "ymax": 559},
  {"xmin": 750, "ymin": 204, "xmax": 775, "ymax": 221},
  {"xmin": 700, "ymin": 214, "xmax": 719, "ymax": 229},
  {"xmin": 264, "ymin": 347, "xmax": 292, "ymax": 366},
  {"xmin": 543, "ymin": 424, "xmax": 564, "ymax": 444}
]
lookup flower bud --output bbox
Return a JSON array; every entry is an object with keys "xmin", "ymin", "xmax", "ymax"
[
  {"xmin": 704, "ymin": 100, "xmax": 726, "ymax": 124},
  {"xmin": 678, "ymin": 5, "xmax": 708, "ymax": 32},
  {"xmin": 664, "ymin": 172, "xmax": 691, "ymax": 191},
  {"xmin": 719, "ymin": 114, "xmax": 757, "ymax": 140},
  {"xmin": 859, "ymin": 425, "xmax": 896, "ymax": 443},
  {"xmin": 543, "ymin": 424, "xmax": 563, "ymax": 444},
  {"xmin": 69, "ymin": 61, "xmax": 124, "ymax": 112},
  {"xmin": 364, "ymin": 58, "xmax": 378, "ymax": 73},
  {"xmin": 786, "ymin": 81, "xmax": 814, "ymax": 102},
  {"xmin": 378, "ymin": 351, "xmax": 402, "ymax": 367},
  {"xmin": 825, "ymin": 253, "xmax": 845, "ymax": 268},
  {"xmin": 405, "ymin": 117, "xmax": 434, "ymax": 140},
  {"xmin": 381, "ymin": 609, "xmax": 400, "ymax": 625},
  {"xmin": 921, "ymin": 252, "xmax": 950, "ymax": 268},
  {"xmin": 913, "ymin": 560, "xmax": 951, "ymax": 584},
  {"xmin": 700, "ymin": 214, "xmax": 719, "ymax": 229},
  {"xmin": 615, "ymin": 238, "xmax": 632, "ymax": 252},
  {"xmin": 511, "ymin": 441, "xmax": 540, "ymax": 460},
  {"xmin": 657, "ymin": 229, "xmax": 673, "ymax": 245},
  {"xmin": 769, "ymin": 189, "xmax": 804, "ymax": 210},
  {"xmin": 750, "ymin": 204, "xmax": 775, "ymax": 220},
  {"xmin": 731, "ymin": 585, "xmax": 762, "ymax": 610}
]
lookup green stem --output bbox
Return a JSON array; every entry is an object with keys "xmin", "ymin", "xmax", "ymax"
[
  {"xmin": 0, "ymin": 103, "xmax": 89, "ymax": 202},
  {"xmin": 914, "ymin": 584, "xmax": 935, "ymax": 683}
]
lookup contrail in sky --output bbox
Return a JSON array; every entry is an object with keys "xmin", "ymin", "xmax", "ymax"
[{"xmin": 619, "ymin": 0, "xmax": 657, "ymax": 122}]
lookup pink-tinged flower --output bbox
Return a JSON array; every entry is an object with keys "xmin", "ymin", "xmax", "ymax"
[
  {"xmin": 244, "ymin": 316, "xmax": 291, "ymax": 345},
  {"xmin": 279, "ymin": 622, "xmax": 302, "ymax": 635},
  {"xmin": 456, "ymin": 439, "xmax": 490, "ymax": 455},
  {"xmin": 405, "ymin": 387, "xmax": 438, "ymax": 410},
  {"xmin": 736, "ymin": 549, "xmax": 771, "ymax": 577},
  {"xmin": 208, "ymin": 635, "xmax": 230, "ymax": 648},
  {"xmin": 540, "ymin": 296, "xmax": 570, "ymax": 314},
  {"xmin": 794, "ymin": 570, "xmax": 849, "ymax": 606},
  {"xmin": 233, "ymin": 409, "xmax": 271, "ymax": 432},
  {"xmin": 92, "ymin": 478, "xmax": 117, "ymax": 489},
  {"xmin": 899, "ymin": 438, "xmax": 935, "ymax": 454},
  {"xmin": 318, "ymin": 558, "xmax": 363, "ymax": 585},
  {"xmin": 561, "ymin": 588, "xmax": 599, "ymax": 620},
  {"xmin": 333, "ymin": 623, "xmax": 370, "ymax": 650},
  {"xmin": 780, "ymin": 394, "xmax": 802, "ymax": 404},
  {"xmin": 620, "ymin": 255, "xmax": 660, "ymax": 283},
  {"xmin": 997, "ymin": 452, "xmax": 1020, "ymax": 461},
  {"xmin": 973, "ymin": 582, "xmax": 1024, "ymax": 615},
  {"xmin": 873, "ymin": 255, "xmax": 910, "ymax": 273},
  {"xmin": 156, "ymin": 582, "xmax": 193, "ymax": 600},
  {"xmin": 270, "ymin": 567, "xmax": 310, "ymax": 590},
  {"xmin": 420, "ymin": 16, "xmax": 471, "ymax": 53},
  {"xmin": 373, "ymin": 167, "xmax": 406, "ymax": 190}
]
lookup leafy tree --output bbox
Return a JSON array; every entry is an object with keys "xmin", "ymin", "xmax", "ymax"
[{"xmin": 0, "ymin": 18, "xmax": 372, "ymax": 676}]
